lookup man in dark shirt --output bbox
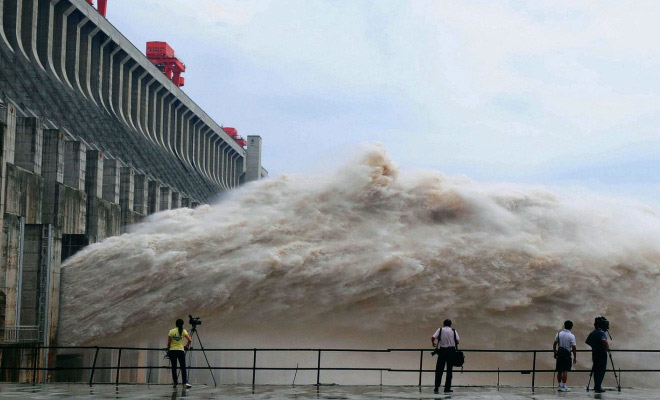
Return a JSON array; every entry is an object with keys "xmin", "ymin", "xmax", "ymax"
[{"xmin": 585, "ymin": 318, "xmax": 609, "ymax": 393}]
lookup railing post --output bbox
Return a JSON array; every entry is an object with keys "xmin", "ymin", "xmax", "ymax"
[
  {"xmin": 32, "ymin": 347, "xmax": 38, "ymax": 384},
  {"xmin": 316, "ymin": 349, "xmax": 321, "ymax": 386},
  {"xmin": 89, "ymin": 347, "xmax": 100, "ymax": 386},
  {"xmin": 252, "ymin": 348, "xmax": 257, "ymax": 387},
  {"xmin": 418, "ymin": 350, "xmax": 423, "ymax": 387},
  {"xmin": 531, "ymin": 351, "xmax": 537, "ymax": 392},
  {"xmin": 115, "ymin": 348, "xmax": 122, "ymax": 385}
]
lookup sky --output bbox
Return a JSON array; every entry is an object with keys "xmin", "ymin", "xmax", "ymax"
[{"xmin": 106, "ymin": 1, "xmax": 659, "ymax": 205}]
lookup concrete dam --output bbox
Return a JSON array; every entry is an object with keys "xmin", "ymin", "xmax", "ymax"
[{"xmin": 0, "ymin": 0, "xmax": 266, "ymax": 378}]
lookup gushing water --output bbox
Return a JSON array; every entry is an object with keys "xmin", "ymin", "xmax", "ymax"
[{"xmin": 60, "ymin": 145, "xmax": 660, "ymax": 360}]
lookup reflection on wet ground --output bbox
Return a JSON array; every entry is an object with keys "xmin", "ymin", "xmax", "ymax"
[{"xmin": 0, "ymin": 384, "xmax": 656, "ymax": 399}]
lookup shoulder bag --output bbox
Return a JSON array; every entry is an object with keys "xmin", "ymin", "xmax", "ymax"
[{"xmin": 451, "ymin": 329, "xmax": 465, "ymax": 367}]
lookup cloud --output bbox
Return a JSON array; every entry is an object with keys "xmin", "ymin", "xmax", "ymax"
[{"xmin": 109, "ymin": 0, "xmax": 660, "ymax": 202}]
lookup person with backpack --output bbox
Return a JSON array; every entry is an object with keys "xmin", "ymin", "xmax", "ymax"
[
  {"xmin": 431, "ymin": 319, "xmax": 460, "ymax": 393},
  {"xmin": 553, "ymin": 320, "xmax": 577, "ymax": 392}
]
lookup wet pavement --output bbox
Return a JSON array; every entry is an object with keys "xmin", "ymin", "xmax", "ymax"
[{"xmin": 0, "ymin": 385, "xmax": 656, "ymax": 399}]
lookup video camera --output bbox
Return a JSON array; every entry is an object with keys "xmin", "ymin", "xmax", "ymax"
[
  {"xmin": 595, "ymin": 316, "xmax": 610, "ymax": 331},
  {"xmin": 189, "ymin": 315, "xmax": 202, "ymax": 327}
]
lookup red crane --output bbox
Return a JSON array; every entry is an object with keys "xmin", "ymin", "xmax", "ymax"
[
  {"xmin": 146, "ymin": 42, "xmax": 186, "ymax": 87},
  {"xmin": 86, "ymin": 0, "xmax": 107, "ymax": 17},
  {"xmin": 221, "ymin": 127, "xmax": 247, "ymax": 148}
]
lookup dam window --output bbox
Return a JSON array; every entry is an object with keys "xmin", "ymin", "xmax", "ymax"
[{"xmin": 61, "ymin": 235, "xmax": 89, "ymax": 262}]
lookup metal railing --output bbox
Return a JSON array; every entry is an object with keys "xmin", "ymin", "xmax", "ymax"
[
  {"xmin": 3, "ymin": 326, "xmax": 41, "ymax": 343},
  {"xmin": 1, "ymin": 345, "xmax": 659, "ymax": 390}
]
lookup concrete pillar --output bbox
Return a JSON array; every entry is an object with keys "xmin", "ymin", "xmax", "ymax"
[
  {"xmin": 113, "ymin": 54, "xmax": 132, "ymax": 125},
  {"xmin": 63, "ymin": 140, "xmax": 86, "ymax": 191},
  {"xmin": 0, "ymin": 101, "xmax": 18, "ymax": 254},
  {"xmin": 0, "ymin": 0, "xmax": 13, "ymax": 50},
  {"xmin": 85, "ymin": 149, "xmax": 102, "ymax": 240},
  {"xmin": 119, "ymin": 167, "xmax": 134, "ymax": 227},
  {"xmin": 63, "ymin": 4, "xmax": 81, "ymax": 89},
  {"xmin": 55, "ymin": 4, "xmax": 77, "ymax": 88},
  {"xmin": 85, "ymin": 149, "xmax": 103, "ymax": 198},
  {"xmin": 159, "ymin": 186, "xmax": 171, "ymax": 211},
  {"xmin": 150, "ymin": 86, "xmax": 165, "ymax": 145},
  {"xmin": 1, "ymin": 102, "xmax": 17, "ymax": 165},
  {"xmin": 228, "ymin": 151, "xmax": 236, "ymax": 188},
  {"xmin": 190, "ymin": 122, "xmax": 201, "ymax": 170},
  {"xmin": 15, "ymin": 116, "xmax": 43, "ymax": 174},
  {"xmin": 175, "ymin": 107, "xmax": 190, "ymax": 163},
  {"xmin": 187, "ymin": 119, "xmax": 202, "ymax": 169},
  {"xmin": 107, "ymin": 47, "xmax": 124, "ymax": 118},
  {"xmin": 41, "ymin": 130, "xmax": 64, "ymax": 185},
  {"xmin": 162, "ymin": 98, "xmax": 176, "ymax": 153},
  {"xmin": 237, "ymin": 154, "xmax": 246, "ymax": 185},
  {"xmin": 170, "ymin": 102, "xmax": 184, "ymax": 157},
  {"xmin": 2, "ymin": 0, "xmax": 29, "ymax": 58},
  {"xmin": 21, "ymin": 0, "xmax": 43, "ymax": 69},
  {"xmin": 41, "ymin": 130, "xmax": 64, "ymax": 225},
  {"xmin": 171, "ymin": 191, "xmax": 180, "ymax": 209},
  {"xmin": 80, "ymin": 26, "xmax": 100, "ymax": 103},
  {"xmin": 125, "ymin": 63, "xmax": 140, "ymax": 131},
  {"xmin": 246, "ymin": 135, "xmax": 262, "ymax": 182},
  {"xmin": 134, "ymin": 72, "xmax": 151, "ymax": 141},
  {"xmin": 40, "ymin": 0, "xmax": 63, "ymax": 83},
  {"xmin": 102, "ymin": 157, "xmax": 120, "ymax": 204},
  {"xmin": 158, "ymin": 94, "xmax": 174, "ymax": 150},
  {"xmin": 142, "ymin": 78, "xmax": 157, "ymax": 144},
  {"xmin": 208, "ymin": 135, "xmax": 219, "ymax": 185},
  {"xmin": 133, "ymin": 173, "xmax": 148, "ymax": 215},
  {"xmin": 121, "ymin": 62, "xmax": 139, "ymax": 130},
  {"xmin": 36, "ymin": 0, "xmax": 57, "ymax": 80},
  {"xmin": 147, "ymin": 179, "xmax": 160, "ymax": 214},
  {"xmin": 97, "ymin": 37, "xmax": 114, "ymax": 112},
  {"xmin": 218, "ymin": 142, "xmax": 227, "ymax": 190},
  {"xmin": 73, "ymin": 17, "xmax": 91, "ymax": 96}
]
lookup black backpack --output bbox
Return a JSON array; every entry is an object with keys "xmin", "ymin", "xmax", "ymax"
[{"xmin": 451, "ymin": 329, "xmax": 465, "ymax": 367}]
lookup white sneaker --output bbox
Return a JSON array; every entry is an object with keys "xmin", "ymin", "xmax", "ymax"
[
  {"xmin": 558, "ymin": 386, "xmax": 566, "ymax": 392},
  {"xmin": 563, "ymin": 386, "xmax": 571, "ymax": 391},
  {"xmin": 184, "ymin": 383, "xmax": 192, "ymax": 389}
]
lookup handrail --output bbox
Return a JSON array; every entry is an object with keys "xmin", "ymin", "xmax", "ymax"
[{"xmin": 1, "ymin": 345, "xmax": 656, "ymax": 389}]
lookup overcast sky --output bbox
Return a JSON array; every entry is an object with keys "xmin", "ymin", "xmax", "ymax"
[{"xmin": 107, "ymin": 1, "xmax": 659, "ymax": 204}]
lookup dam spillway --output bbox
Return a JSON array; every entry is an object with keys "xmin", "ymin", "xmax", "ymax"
[{"xmin": 0, "ymin": 0, "xmax": 266, "ymax": 374}]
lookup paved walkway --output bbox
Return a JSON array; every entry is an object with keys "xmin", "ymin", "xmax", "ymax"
[{"xmin": 0, "ymin": 384, "xmax": 656, "ymax": 399}]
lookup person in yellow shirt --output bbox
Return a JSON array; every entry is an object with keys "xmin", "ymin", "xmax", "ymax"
[{"xmin": 168, "ymin": 319, "xmax": 192, "ymax": 388}]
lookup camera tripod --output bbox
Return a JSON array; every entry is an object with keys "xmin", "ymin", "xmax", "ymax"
[
  {"xmin": 586, "ymin": 329, "xmax": 621, "ymax": 392},
  {"xmin": 186, "ymin": 322, "xmax": 217, "ymax": 387}
]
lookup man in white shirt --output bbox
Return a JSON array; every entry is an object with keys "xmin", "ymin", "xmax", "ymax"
[
  {"xmin": 553, "ymin": 320, "xmax": 577, "ymax": 392},
  {"xmin": 431, "ymin": 319, "xmax": 460, "ymax": 394}
]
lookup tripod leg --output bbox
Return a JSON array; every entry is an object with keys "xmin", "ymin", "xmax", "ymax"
[
  {"xmin": 586, "ymin": 367, "xmax": 593, "ymax": 391},
  {"xmin": 193, "ymin": 330, "xmax": 218, "ymax": 387},
  {"xmin": 608, "ymin": 351, "xmax": 621, "ymax": 392}
]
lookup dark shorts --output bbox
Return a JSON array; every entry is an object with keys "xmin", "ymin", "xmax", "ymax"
[{"xmin": 556, "ymin": 356, "xmax": 572, "ymax": 371}]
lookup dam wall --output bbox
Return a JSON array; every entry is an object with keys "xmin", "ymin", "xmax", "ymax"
[{"xmin": 0, "ymin": 0, "xmax": 267, "ymax": 378}]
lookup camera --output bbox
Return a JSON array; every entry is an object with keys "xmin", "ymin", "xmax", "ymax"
[
  {"xmin": 595, "ymin": 316, "xmax": 609, "ymax": 331},
  {"xmin": 189, "ymin": 315, "xmax": 202, "ymax": 327}
]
